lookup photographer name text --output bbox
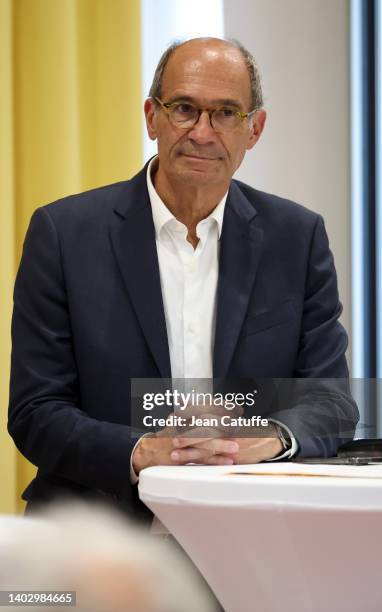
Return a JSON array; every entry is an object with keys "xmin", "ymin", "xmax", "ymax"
[{"xmin": 142, "ymin": 414, "xmax": 268, "ymax": 427}]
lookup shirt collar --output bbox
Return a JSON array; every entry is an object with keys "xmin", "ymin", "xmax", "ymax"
[{"xmin": 146, "ymin": 156, "xmax": 227, "ymax": 239}]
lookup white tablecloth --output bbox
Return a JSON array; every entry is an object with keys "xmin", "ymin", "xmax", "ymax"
[{"xmin": 139, "ymin": 463, "xmax": 382, "ymax": 612}]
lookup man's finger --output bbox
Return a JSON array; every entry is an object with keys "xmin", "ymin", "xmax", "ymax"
[
  {"xmin": 170, "ymin": 447, "xmax": 211, "ymax": 464},
  {"xmin": 170, "ymin": 438, "xmax": 240, "ymax": 463},
  {"xmin": 205, "ymin": 455, "xmax": 235, "ymax": 466},
  {"xmin": 173, "ymin": 422, "xmax": 232, "ymax": 444},
  {"xmin": 173, "ymin": 436, "xmax": 214, "ymax": 448},
  {"xmin": 173, "ymin": 436, "xmax": 239, "ymax": 455},
  {"xmin": 191, "ymin": 438, "xmax": 240, "ymax": 455},
  {"xmin": 170, "ymin": 446, "xmax": 234, "ymax": 465}
]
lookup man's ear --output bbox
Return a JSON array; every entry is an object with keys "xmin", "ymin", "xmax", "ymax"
[
  {"xmin": 144, "ymin": 98, "xmax": 158, "ymax": 141},
  {"xmin": 246, "ymin": 109, "xmax": 267, "ymax": 150}
]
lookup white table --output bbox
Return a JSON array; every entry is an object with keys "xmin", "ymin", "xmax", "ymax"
[{"xmin": 139, "ymin": 462, "xmax": 382, "ymax": 612}]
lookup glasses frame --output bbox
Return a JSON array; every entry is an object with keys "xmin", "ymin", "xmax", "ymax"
[{"xmin": 154, "ymin": 97, "xmax": 257, "ymax": 131}]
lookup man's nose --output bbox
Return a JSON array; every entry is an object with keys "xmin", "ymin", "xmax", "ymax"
[{"xmin": 187, "ymin": 110, "xmax": 216, "ymax": 143}]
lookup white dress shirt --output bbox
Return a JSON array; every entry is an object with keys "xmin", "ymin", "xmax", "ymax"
[
  {"xmin": 130, "ymin": 157, "xmax": 297, "ymax": 482},
  {"xmin": 147, "ymin": 157, "xmax": 225, "ymax": 381}
]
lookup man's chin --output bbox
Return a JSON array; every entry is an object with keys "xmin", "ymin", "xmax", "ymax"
[
  {"xmin": 173, "ymin": 155, "xmax": 225, "ymax": 183},
  {"xmin": 176, "ymin": 167, "xmax": 222, "ymax": 186}
]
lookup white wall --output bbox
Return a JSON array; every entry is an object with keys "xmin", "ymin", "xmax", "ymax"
[
  {"xmin": 141, "ymin": 0, "xmax": 224, "ymax": 161},
  {"xmin": 224, "ymin": 0, "xmax": 352, "ymax": 363}
]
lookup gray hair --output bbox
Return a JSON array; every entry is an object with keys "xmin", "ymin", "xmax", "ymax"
[
  {"xmin": 148, "ymin": 37, "xmax": 264, "ymax": 111},
  {"xmin": 0, "ymin": 503, "xmax": 216, "ymax": 612}
]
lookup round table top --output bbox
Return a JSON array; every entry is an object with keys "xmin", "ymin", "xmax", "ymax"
[{"xmin": 139, "ymin": 462, "xmax": 382, "ymax": 509}]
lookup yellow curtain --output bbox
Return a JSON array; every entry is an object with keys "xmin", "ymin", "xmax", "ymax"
[{"xmin": 0, "ymin": 0, "xmax": 142, "ymax": 514}]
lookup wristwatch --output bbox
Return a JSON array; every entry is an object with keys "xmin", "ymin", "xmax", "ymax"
[{"xmin": 275, "ymin": 424, "xmax": 292, "ymax": 452}]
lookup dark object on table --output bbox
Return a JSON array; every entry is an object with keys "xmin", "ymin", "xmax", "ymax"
[{"xmin": 293, "ymin": 439, "xmax": 382, "ymax": 465}]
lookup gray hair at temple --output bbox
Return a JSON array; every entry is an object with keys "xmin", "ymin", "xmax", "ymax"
[{"xmin": 148, "ymin": 37, "xmax": 264, "ymax": 111}]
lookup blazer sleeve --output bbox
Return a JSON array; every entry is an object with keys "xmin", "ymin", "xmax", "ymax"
[
  {"xmin": 269, "ymin": 215, "xmax": 359, "ymax": 457},
  {"xmin": 8, "ymin": 207, "xmax": 135, "ymax": 499}
]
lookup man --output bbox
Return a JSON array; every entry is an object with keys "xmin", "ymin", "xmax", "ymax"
[{"xmin": 8, "ymin": 38, "xmax": 358, "ymax": 519}]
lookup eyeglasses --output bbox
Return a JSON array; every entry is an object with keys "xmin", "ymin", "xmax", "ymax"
[{"xmin": 154, "ymin": 97, "xmax": 256, "ymax": 133}]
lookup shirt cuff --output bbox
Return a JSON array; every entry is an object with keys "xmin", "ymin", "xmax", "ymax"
[
  {"xmin": 266, "ymin": 418, "xmax": 299, "ymax": 461},
  {"xmin": 130, "ymin": 433, "xmax": 153, "ymax": 484}
]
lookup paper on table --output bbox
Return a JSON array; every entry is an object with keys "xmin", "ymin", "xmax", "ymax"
[{"xmin": 226, "ymin": 462, "xmax": 382, "ymax": 479}]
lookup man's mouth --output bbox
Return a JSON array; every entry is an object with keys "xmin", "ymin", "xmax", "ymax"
[{"xmin": 181, "ymin": 154, "xmax": 217, "ymax": 160}]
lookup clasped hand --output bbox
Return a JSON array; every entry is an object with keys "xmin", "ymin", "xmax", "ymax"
[{"xmin": 132, "ymin": 401, "xmax": 283, "ymax": 474}]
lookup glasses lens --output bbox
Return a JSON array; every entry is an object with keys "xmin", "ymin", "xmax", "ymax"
[
  {"xmin": 212, "ymin": 108, "xmax": 241, "ymax": 132},
  {"xmin": 169, "ymin": 103, "xmax": 199, "ymax": 128}
]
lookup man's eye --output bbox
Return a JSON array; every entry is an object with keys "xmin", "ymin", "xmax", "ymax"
[
  {"xmin": 176, "ymin": 103, "xmax": 194, "ymax": 114},
  {"xmin": 220, "ymin": 108, "xmax": 236, "ymax": 117}
]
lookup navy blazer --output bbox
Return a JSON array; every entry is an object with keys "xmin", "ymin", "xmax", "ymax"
[{"xmin": 8, "ymin": 161, "xmax": 358, "ymax": 519}]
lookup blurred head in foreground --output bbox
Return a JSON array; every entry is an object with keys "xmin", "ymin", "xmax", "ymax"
[{"xmin": 0, "ymin": 502, "xmax": 216, "ymax": 612}]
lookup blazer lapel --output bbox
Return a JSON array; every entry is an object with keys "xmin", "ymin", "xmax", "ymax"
[
  {"xmin": 213, "ymin": 181, "xmax": 264, "ymax": 378},
  {"xmin": 109, "ymin": 168, "xmax": 172, "ymax": 378}
]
